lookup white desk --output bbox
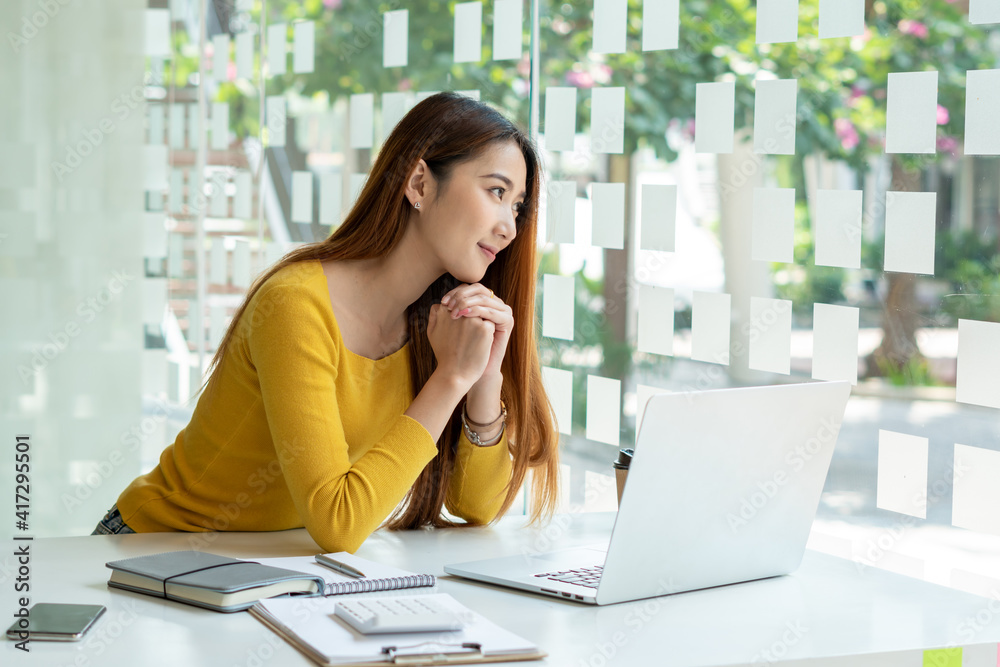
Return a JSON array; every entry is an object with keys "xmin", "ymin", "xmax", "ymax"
[{"xmin": 4, "ymin": 512, "xmax": 1000, "ymax": 666}]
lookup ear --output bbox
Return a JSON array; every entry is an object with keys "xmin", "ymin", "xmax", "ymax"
[{"xmin": 404, "ymin": 159, "xmax": 432, "ymax": 207}]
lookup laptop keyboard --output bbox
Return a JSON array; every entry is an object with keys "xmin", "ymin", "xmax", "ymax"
[{"xmin": 533, "ymin": 565, "xmax": 603, "ymax": 589}]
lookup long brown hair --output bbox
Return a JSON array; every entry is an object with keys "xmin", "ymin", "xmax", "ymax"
[{"xmin": 196, "ymin": 91, "xmax": 559, "ymax": 528}]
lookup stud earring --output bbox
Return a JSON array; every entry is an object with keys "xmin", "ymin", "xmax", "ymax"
[{"xmin": 414, "ymin": 202, "xmax": 421, "ymax": 209}]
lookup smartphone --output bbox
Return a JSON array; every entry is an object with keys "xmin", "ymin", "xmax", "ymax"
[{"xmin": 6, "ymin": 603, "xmax": 106, "ymax": 642}]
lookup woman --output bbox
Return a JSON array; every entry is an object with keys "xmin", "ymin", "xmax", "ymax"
[{"xmin": 93, "ymin": 92, "xmax": 560, "ymax": 553}]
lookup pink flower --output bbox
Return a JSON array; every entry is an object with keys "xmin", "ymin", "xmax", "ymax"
[
  {"xmin": 936, "ymin": 104, "xmax": 949, "ymax": 125},
  {"xmin": 835, "ymin": 118, "xmax": 859, "ymax": 150},
  {"xmin": 899, "ymin": 20, "xmax": 929, "ymax": 39},
  {"xmin": 399, "ymin": 78, "xmax": 412, "ymax": 91},
  {"xmin": 566, "ymin": 69, "xmax": 594, "ymax": 88},
  {"xmin": 323, "ymin": 0, "xmax": 342, "ymax": 8},
  {"xmin": 593, "ymin": 64, "xmax": 613, "ymax": 85},
  {"xmin": 937, "ymin": 135, "xmax": 959, "ymax": 154}
]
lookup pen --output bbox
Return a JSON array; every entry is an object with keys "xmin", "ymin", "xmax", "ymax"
[{"xmin": 315, "ymin": 554, "xmax": 366, "ymax": 579}]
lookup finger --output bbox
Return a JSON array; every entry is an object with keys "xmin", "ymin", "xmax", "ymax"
[
  {"xmin": 452, "ymin": 305, "xmax": 513, "ymax": 326},
  {"xmin": 443, "ymin": 284, "xmax": 496, "ymax": 307}
]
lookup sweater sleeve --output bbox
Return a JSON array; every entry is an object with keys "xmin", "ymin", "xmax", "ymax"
[
  {"xmin": 248, "ymin": 283, "xmax": 439, "ymax": 553},
  {"xmin": 445, "ymin": 427, "xmax": 514, "ymax": 524}
]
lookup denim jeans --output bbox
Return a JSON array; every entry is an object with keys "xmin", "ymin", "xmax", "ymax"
[{"xmin": 91, "ymin": 504, "xmax": 136, "ymax": 535}]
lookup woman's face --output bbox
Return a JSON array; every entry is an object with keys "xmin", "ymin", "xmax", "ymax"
[{"xmin": 416, "ymin": 141, "xmax": 527, "ymax": 284}]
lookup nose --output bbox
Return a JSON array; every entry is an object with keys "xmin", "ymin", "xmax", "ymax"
[{"xmin": 498, "ymin": 206, "xmax": 517, "ymax": 241}]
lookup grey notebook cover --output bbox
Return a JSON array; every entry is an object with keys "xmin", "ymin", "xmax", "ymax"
[{"xmin": 106, "ymin": 550, "xmax": 326, "ymax": 613}]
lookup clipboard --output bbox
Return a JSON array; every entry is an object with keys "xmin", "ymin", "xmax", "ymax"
[{"xmin": 248, "ymin": 594, "xmax": 546, "ymax": 666}]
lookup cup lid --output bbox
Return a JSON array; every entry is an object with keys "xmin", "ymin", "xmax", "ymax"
[{"xmin": 614, "ymin": 448, "xmax": 634, "ymax": 468}]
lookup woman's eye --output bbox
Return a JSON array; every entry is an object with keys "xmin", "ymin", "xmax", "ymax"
[{"xmin": 491, "ymin": 186, "xmax": 505, "ymax": 198}]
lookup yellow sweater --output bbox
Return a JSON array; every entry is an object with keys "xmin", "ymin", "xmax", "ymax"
[{"xmin": 117, "ymin": 259, "xmax": 513, "ymax": 552}]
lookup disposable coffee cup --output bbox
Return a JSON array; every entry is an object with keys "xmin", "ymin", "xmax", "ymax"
[{"xmin": 612, "ymin": 448, "xmax": 633, "ymax": 507}]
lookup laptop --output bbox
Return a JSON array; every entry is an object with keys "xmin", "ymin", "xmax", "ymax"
[{"xmin": 444, "ymin": 381, "xmax": 852, "ymax": 605}]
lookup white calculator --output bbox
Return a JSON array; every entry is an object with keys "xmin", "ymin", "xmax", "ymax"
[{"xmin": 333, "ymin": 596, "xmax": 465, "ymax": 635}]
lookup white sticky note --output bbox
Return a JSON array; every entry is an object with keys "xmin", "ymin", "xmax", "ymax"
[
  {"xmin": 210, "ymin": 237, "xmax": 227, "ymax": 285},
  {"xmin": 591, "ymin": 182, "xmax": 625, "ymax": 249},
  {"xmin": 756, "ymin": 0, "xmax": 799, "ymax": 44},
  {"xmin": 145, "ymin": 9, "xmax": 171, "ymax": 57},
  {"xmin": 293, "ymin": 21, "xmax": 315, "ymax": 73},
  {"xmin": 319, "ymin": 172, "xmax": 342, "ymax": 225},
  {"xmin": 211, "ymin": 102, "xmax": 229, "ymax": 151},
  {"xmin": 812, "ymin": 303, "xmax": 859, "ymax": 384},
  {"xmin": 350, "ymin": 94, "xmax": 374, "ymax": 149},
  {"xmin": 541, "ymin": 366, "xmax": 573, "ymax": 435},
  {"xmin": 546, "ymin": 181, "xmax": 576, "ymax": 244},
  {"xmin": 876, "ymin": 430, "xmax": 929, "ymax": 519},
  {"xmin": 591, "ymin": 87, "xmax": 625, "ymax": 154},
  {"xmin": 169, "ymin": 168, "xmax": 184, "ymax": 213},
  {"xmin": 640, "ymin": 184, "xmax": 676, "ymax": 252},
  {"xmin": 815, "ymin": 189, "xmax": 862, "ymax": 269},
  {"xmin": 168, "ymin": 233, "xmax": 184, "ymax": 278},
  {"xmin": 970, "ymin": 0, "xmax": 1000, "ymax": 24},
  {"xmin": 266, "ymin": 96, "xmax": 286, "ymax": 147},
  {"xmin": 819, "ymin": 0, "xmax": 864, "ymax": 38},
  {"xmin": 884, "ymin": 191, "xmax": 936, "ymax": 275},
  {"xmin": 638, "ymin": 285, "xmax": 674, "ymax": 356},
  {"xmin": 236, "ymin": 31, "xmax": 253, "ymax": 79},
  {"xmin": 384, "ymin": 10, "xmax": 409, "ymax": 68},
  {"xmin": 544, "ymin": 87, "xmax": 577, "ymax": 152},
  {"xmin": 382, "ymin": 92, "xmax": 413, "ymax": 138},
  {"xmin": 752, "ymin": 187, "xmax": 795, "ymax": 263},
  {"xmin": 144, "ymin": 213, "xmax": 167, "ymax": 258},
  {"xmin": 232, "ymin": 239, "xmax": 251, "ymax": 289},
  {"xmin": 168, "ymin": 104, "xmax": 185, "ymax": 149},
  {"xmin": 148, "ymin": 104, "xmax": 165, "ymax": 145},
  {"xmin": 212, "ymin": 34, "xmax": 230, "ymax": 81},
  {"xmin": 209, "ymin": 174, "xmax": 228, "ymax": 217},
  {"xmin": 187, "ymin": 103, "xmax": 200, "ymax": 149},
  {"xmin": 142, "ymin": 278, "xmax": 168, "ymax": 325},
  {"xmin": 956, "ymin": 319, "xmax": 1000, "ymax": 409},
  {"xmin": 965, "ymin": 69, "xmax": 1000, "ymax": 156},
  {"xmin": 885, "ymin": 71, "xmax": 938, "ymax": 154},
  {"xmin": 635, "ymin": 384, "xmax": 671, "ymax": 442},
  {"xmin": 695, "ymin": 82, "xmax": 735, "ymax": 154},
  {"xmin": 292, "ymin": 171, "xmax": 313, "ymax": 223},
  {"xmin": 642, "ymin": 0, "xmax": 680, "ymax": 51},
  {"xmin": 749, "ymin": 297, "xmax": 792, "ymax": 375},
  {"xmin": 142, "ymin": 145, "xmax": 168, "ymax": 191},
  {"xmin": 542, "ymin": 274, "xmax": 575, "ymax": 341},
  {"xmin": 233, "ymin": 171, "xmax": 252, "ymax": 219},
  {"xmin": 454, "ymin": 2, "xmax": 483, "ymax": 63},
  {"xmin": 754, "ymin": 79, "xmax": 798, "ymax": 154},
  {"xmin": 593, "ymin": 0, "xmax": 627, "ymax": 54},
  {"xmin": 493, "ymin": 0, "xmax": 523, "ymax": 60},
  {"xmin": 267, "ymin": 23, "xmax": 287, "ymax": 76},
  {"xmin": 586, "ymin": 375, "xmax": 621, "ymax": 446},
  {"xmin": 691, "ymin": 291, "xmax": 731, "ymax": 365},
  {"xmin": 209, "ymin": 304, "xmax": 225, "ymax": 350},
  {"xmin": 952, "ymin": 444, "xmax": 1000, "ymax": 536}
]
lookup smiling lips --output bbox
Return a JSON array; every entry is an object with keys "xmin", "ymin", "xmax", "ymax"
[{"xmin": 478, "ymin": 244, "xmax": 497, "ymax": 261}]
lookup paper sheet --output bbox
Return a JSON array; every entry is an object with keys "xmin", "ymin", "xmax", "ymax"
[
  {"xmin": 292, "ymin": 171, "xmax": 313, "ymax": 224},
  {"xmin": 319, "ymin": 172, "xmax": 342, "ymax": 226},
  {"xmin": 542, "ymin": 274, "xmax": 574, "ymax": 340},
  {"xmin": 236, "ymin": 31, "xmax": 253, "ymax": 79},
  {"xmin": 753, "ymin": 78, "xmax": 798, "ymax": 155},
  {"xmin": 969, "ymin": 0, "xmax": 1000, "ymax": 25},
  {"xmin": 964, "ymin": 68, "xmax": 1000, "ymax": 155},
  {"xmin": 169, "ymin": 168, "xmax": 184, "ymax": 213},
  {"xmin": 586, "ymin": 375, "xmax": 621, "ymax": 446},
  {"xmin": 212, "ymin": 34, "xmax": 229, "ymax": 81},
  {"xmin": 381, "ymin": 92, "xmax": 412, "ymax": 138},
  {"xmin": 233, "ymin": 171, "xmax": 252, "ymax": 220},
  {"xmin": 210, "ymin": 237, "xmax": 226, "ymax": 284},
  {"xmin": 591, "ymin": 87, "xmax": 625, "ymax": 154},
  {"xmin": 232, "ymin": 239, "xmax": 251, "ymax": 289},
  {"xmin": 144, "ymin": 9, "xmax": 171, "ymax": 57},
  {"xmin": 266, "ymin": 96, "xmax": 286, "ymax": 147},
  {"xmin": 814, "ymin": 189, "xmax": 862, "ymax": 269},
  {"xmin": 209, "ymin": 174, "xmax": 228, "ymax": 217},
  {"xmin": 756, "ymin": 0, "xmax": 799, "ymax": 44},
  {"xmin": 546, "ymin": 181, "xmax": 576, "ymax": 244},
  {"xmin": 292, "ymin": 21, "xmax": 315, "ymax": 73},
  {"xmin": 492, "ymin": 0, "xmax": 523, "ymax": 60},
  {"xmin": 638, "ymin": 285, "xmax": 674, "ymax": 356},
  {"xmin": 544, "ymin": 87, "xmax": 577, "ymax": 152},
  {"xmin": 211, "ymin": 101, "xmax": 229, "ymax": 151},
  {"xmin": 695, "ymin": 82, "xmax": 735, "ymax": 154},
  {"xmin": 350, "ymin": 93, "xmax": 374, "ymax": 149},
  {"xmin": 952, "ymin": 444, "xmax": 1000, "ymax": 536},
  {"xmin": 819, "ymin": 0, "xmax": 864, "ymax": 38},
  {"xmin": 144, "ymin": 213, "xmax": 167, "ymax": 258},
  {"xmin": 148, "ymin": 104, "xmax": 164, "ymax": 144},
  {"xmin": 883, "ymin": 191, "xmax": 936, "ymax": 275},
  {"xmin": 383, "ymin": 10, "xmax": 409, "ymax": 67},
  {"xmin": 752, "ymin": 187, "xmax": 795, "ymax": 263},
  {"xmin": 187, "ymin": 103, "xmax": 200, "ymax": 149},
  {"xmin": 956, "ymin": 318, "xmax": 1000, "ymax": 409},
  {"xmin": 454, "ymin": 2, "xmax": 483, "ymax": 63},
  {"xmin": 876, "ymin": 430, "xmax": 928, "ymax": 518},
  {"xmin": 691, "ymin": 291, "xmax": 731, "ymax": 365},
  {"xmin": 642, "ymin": 0, "xmax": 680, "ymax": 51},
  {"xmin": 168, "ymin": 104, "xmax": 185, "ymax": 149},
  {"xmin": 594, "ymin": 0, "xmax": 627, "ymax": 54},
  {"xmin": 885, "ymin": 71, "xmax": 938, "ymax": 154},
  {"xmin": 639, "ymin": 184, "xmax": 676, "ymax": 252},
  {"xmin": 812, "ymin": 303, "xmax": 859, "ymax": 384},
  {"xmin": 541, "ymin": 366, "xmax": 573, "ymax": 435},
  {"xmin": 267, "ymin": 23, "xmax": 287, "ymax": 76},
  {"xmin": 590, "ymin": 182, "xmax": 625, "ymax": 249},
  {"xmin": 748, "ymin": 297, "xmax": 792, "ymax": 375}
]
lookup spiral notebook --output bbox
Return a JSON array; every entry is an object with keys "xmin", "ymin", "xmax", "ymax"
[{"xmin": 254, "ymin": 552, "xmax": 436, "ymax": 596}]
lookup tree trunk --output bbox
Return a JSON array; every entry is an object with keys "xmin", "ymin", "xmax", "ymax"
[{"xmin": 865, "ymin": 157, "xmax": 925, "ymax": 378}]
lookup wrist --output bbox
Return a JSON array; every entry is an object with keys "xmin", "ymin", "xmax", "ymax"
[
  {"xmin": 465, "ymin": 374, "xmax": 503, "ymax": 423},
  {"xmin": 428, "ymin": 369, "xmax": 473, "ymax": 406}
]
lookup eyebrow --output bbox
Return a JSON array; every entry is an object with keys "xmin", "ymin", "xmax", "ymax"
[{"xmin": 481, "ymin": 173, "xmax": 527, "ymax": 200}]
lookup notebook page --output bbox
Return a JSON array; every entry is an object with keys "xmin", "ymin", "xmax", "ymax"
[{"xmin": 254, "ymin": 553, "xmax": 426, "ymax": 587}]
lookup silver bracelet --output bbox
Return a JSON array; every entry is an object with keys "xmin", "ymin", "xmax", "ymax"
[{"xmin": 461, "ymin": 409, "xmax": 506, "ymax": 447}]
